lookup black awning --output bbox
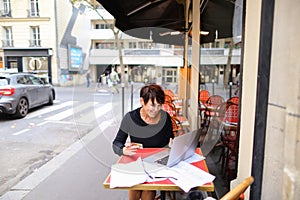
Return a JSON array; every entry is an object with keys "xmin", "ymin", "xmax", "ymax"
[{"xmin": 96, "ymin": 0, "xmax": 236, "ymax": 45}]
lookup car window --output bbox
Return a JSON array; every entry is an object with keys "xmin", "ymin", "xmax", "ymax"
[
  {"xmin": 17, "ymin": 76, "xmax": 27, "ymax": 85},
  {"xmin": 27, "ymin": 75, "xmax": 44, "ymax": 85},
  {"xmin": 0, "ymin": 77, "xmax": 9, "ymax": 86},
  {"xmin": 23, "ymin": 76, "xmax": 33, "ymax": 85}
]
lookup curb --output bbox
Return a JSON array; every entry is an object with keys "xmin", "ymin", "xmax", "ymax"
[{"xmin": 0, "ymin": 125, "xmax": 105, "ymax": 200}]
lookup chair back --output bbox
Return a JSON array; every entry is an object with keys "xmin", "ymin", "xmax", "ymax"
[
  {"xmin": 224, "ymin": 103, "xmax": 239, "ymax": 123},
  {"xmin": 164, "ymin": 89, "xmax": 175, "ymax": 101},
  {"xmin": 164, "ymin": 94, "xmax": 173, "ymax": 104},
  {"xmin": 227, "ymin": 96, "xmax": 239, "ymax": 105},
  {"xmin": 199, "ymin": 90, "xmax": 210, "ymax": 104},
  {"xmin": 220, "ymin": 176, "xmax": 254, "ymax": 200},
  {"xmin": 207, "ymin": 95, "xmax": 224, "ymax": 107},
  {"xmin": 170, "ymin": 116, "xmax": 184, "ymax": 136},
  {"xmin": 162, "ymin": 103, "xmax": 177, "ymax": 117}
]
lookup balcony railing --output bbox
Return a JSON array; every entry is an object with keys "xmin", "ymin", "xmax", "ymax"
[
  {"xmin": 29, "ymin": 39, "xmax": 41, "ymax": 47},
  {"xmin": 27, "ymin": 9, "xmax": 40, "ymax": 17},
  {"xmin": 2, "ymin": 40, "xmax": 14, "ymax": 47},
  {"xmin": 91, "ymin": 48, "xmax": 241, "ymax": 57},
  {"xmin": 0, "ymin": 10, "xmax": 11, "ymax": 17}
]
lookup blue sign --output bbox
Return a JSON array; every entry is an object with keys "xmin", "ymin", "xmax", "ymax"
[{"xmin": 69, "ymin": 46, "xmax": 82, "ymax": 71}]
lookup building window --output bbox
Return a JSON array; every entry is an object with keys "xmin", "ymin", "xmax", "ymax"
[
  {"xmin": 29, "ymin": 0, "xmax": 39, "ymax": 17},
  {"xmin": 30, "ymin": 26, "xmax": 41, "ymax": 47},
  {"xmin": 2, "ymin": 26, "xmax": 13, "ymax": 47},
  {"xmin": 163, "ymin": 44, "xmax": 172, "ymax": 48},
  {"xmin": 129, "ymin": 42, "xmax": 137, "ymax": 49},
  {"xmin": 162, "ymin": 68, "xmax": 177, "ymax": 83},
  {"xmin": 1, "ymin": 0, "xmax": 11, "ymax": 17},
  {"xmin": 95, "ymin": 42, "xmax": 115, "ymax": 49},
  {"xmin": 95, "ymin": 23, "xmax": 112, "ymax": 29},
  {"xmin": 138, "ymin": 42, "xmax": 152, "ymax": 49}
]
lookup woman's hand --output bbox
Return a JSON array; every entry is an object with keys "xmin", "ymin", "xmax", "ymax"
[
  {"xmin": 122, "ymin": 143, "xmax": 143, "ymax": 156},
  {"xmin": 168, "ymin": 138, "xmax": 173, "ymax": 148}
]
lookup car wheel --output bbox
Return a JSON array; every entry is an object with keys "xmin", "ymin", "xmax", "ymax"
[
  {"xmin": 14, "ymin": 97, "xmax": 29, "ymax": 118},
  {"xmin": 48, "ymin": 91, "xmax": 54, "ymax": 105}
]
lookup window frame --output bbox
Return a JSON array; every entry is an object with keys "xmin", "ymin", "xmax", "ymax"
[
  {"xmin": 30, "ymin": 26, "xmax": 41, "ymax": 46},
  {"xmin": 29, "ymin": 0, "xmax": 39, "ymax": 17}
]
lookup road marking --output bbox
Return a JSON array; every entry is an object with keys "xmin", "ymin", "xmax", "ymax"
[
  {"xmin": 12, "ymin": 129, "xmax": 30, "ymax": 136},
  {"xmin": 93, "ymin": 93, "xmax": 110, "ymax": 96},
  {"xmin": 12, "ymin": 102, "xmax": 107, "ymax": 136},
  {"xmin": 26, "ymin": 101, "xmax": 74, "ymax": 119},
  {"xmin": 45, "ymin": 101, "xmax": 95, "ymax": 121},
  {"xmin": 99, "ymin": 118, "xmax": 115, "ymax": 131},
  {"xmin": 75, "ymin": 103, "xmax": 112, "ymax": 124}
]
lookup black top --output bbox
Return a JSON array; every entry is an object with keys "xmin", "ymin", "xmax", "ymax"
[{"xmin": 112, "ymin": 107, "xmax": 174, "ymax": 156}]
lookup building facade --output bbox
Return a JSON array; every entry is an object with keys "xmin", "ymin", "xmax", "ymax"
[
  {"xmin": 0, "ymin": 1, "xmax": 240, "ymax": 88},
  {"xmin": 88, "ymin": 6, "xmax": 241, "ymax": 88},
  {"xmin": 0, "ymin": 0, "xmax": 91, "ymax": 86}
]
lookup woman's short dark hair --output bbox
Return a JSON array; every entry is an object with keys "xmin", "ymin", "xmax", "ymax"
[{"xmin": 140, "ymin": 84, "xmax": 165, "ymax": 105}]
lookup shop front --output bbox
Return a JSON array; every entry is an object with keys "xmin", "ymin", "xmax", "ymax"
[{"xmin": 2, "ymin": 48, "xmax": 52, "ymax": 83}]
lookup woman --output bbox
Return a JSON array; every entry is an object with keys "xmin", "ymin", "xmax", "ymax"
[{"xmin": 112, "ymin": 84, "xmax": 174, "ymax": 200}]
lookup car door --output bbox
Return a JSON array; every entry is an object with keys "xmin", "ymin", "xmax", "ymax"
[
  {"xmin": 21, "ymin": 75, "xmax": 39, "ymax": 107},
  {"xmin": 27, "ymin": 75, "xmax": 49, "ymax": 105}
]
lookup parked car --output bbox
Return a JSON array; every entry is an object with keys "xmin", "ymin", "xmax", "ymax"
[{"xmin": 0, "ymin": 73, "xmax": 55, "ymax": 118}]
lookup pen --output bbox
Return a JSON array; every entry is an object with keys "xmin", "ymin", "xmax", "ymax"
[
  {"xmin": 142, "ymin": 160, "xmax": 178, "ymax": 180},
  {"xmin": 153, "ymin": 176, "xmax": 178, "ymax": 180}
]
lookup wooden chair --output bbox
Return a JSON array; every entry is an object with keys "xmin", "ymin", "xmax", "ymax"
[{"xmin": 220, "ymin": 176, "xmax": 254, "ymax": 200}]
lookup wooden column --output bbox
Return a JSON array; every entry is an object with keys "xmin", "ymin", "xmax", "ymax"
[{"xmin": 188, "ymin": 0, "xmax": 200, "ymax": 131}]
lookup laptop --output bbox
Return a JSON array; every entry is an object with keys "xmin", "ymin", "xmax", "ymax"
[{"xmin": 143, "ymin": 130, "xmax": 200, "ymax": 167}]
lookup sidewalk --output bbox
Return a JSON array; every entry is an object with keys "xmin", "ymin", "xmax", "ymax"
[{"xmin": 0, "ymin": 119, "xmax": 128, "ymax": 200}]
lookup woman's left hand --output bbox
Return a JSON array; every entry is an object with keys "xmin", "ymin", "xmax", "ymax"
[{"xmin": 168, "ymin": 138, "xmax": 173, "ymax": 148}]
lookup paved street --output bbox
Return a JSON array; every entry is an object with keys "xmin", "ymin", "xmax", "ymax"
[{"xmin": 0, "ymin": 83, "xmax": 143, "ymax": 200}]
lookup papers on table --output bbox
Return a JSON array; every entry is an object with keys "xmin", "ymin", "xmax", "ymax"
[
  {"xmin": 169, "ymin": 161, "xmax": 215, "ymax": 192},
  {"xmin": 110, "ymin": 157, "xmax": 147, "ymax": 188},
  {"xmin": 109, "ymin": 155, "xmax": 215, "ymax": 193},
  {"xmin": 184, "ymin": 153, "xmax": 205, "ymax": 163}
]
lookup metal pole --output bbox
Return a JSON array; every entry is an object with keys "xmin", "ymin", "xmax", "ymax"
[
  {"xmin": 131, "ymin": 82, "xmax": 133, "ymax": 111},
  {"xmin": 212, "ymin": 79, "xmax": 215, "ymax": 95},
  {"xmin": 229, "ymin": 81, "xmax": 233, "ymax": 98},
  {"xmin": 121, "ymin": 83, "xmax": 125, "ymax": 117}
]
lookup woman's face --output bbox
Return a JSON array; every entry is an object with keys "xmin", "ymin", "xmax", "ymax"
[{"xmin": 140, "ymin": 98, "xmax": 162, "ymax": 119}]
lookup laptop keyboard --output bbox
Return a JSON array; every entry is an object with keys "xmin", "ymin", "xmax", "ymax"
[{"xmin": 156, "ymin": 155, "xmax": 169, "ymax": 165}]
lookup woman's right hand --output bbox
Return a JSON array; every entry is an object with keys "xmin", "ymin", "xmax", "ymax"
[{"xmin": 122, "ymin": 143, "xmax": 142, "ymax": 156}]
